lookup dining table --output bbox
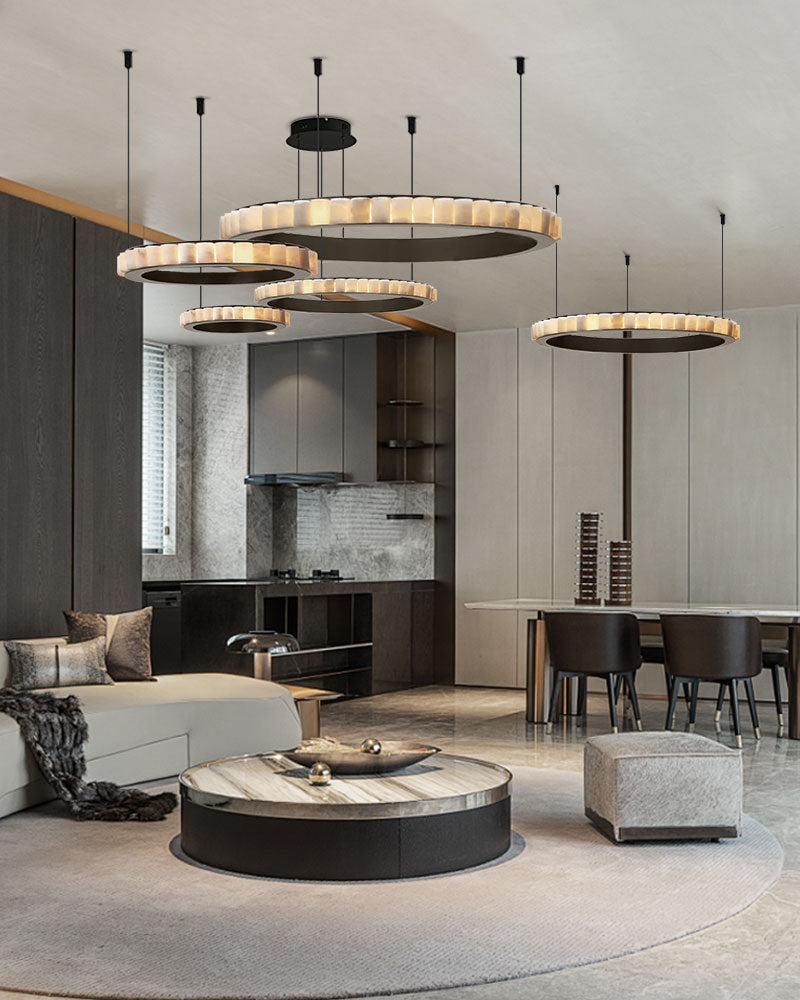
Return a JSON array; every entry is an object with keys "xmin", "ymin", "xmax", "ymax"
[{"xmin": 464, "ymin": 599, "xmax": 800, "ymax": 739}]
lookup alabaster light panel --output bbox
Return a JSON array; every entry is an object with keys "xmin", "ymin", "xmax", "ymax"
[
  {"xmin": 180, "ymin": 306, "xmax": 289, "ymax": 333},
  {"xmin": 254, "ymin": 277, "xmax": 437, "ymax": 313},
  {"xmin": 117, "ymin": 242, "xmax": 318, "ymax": 283},
  {"xmin": 220, "ymin": 196, "xmax": 562, "ymax": 261},
  {"xmin": 532, "ymin": 313, "xmax": 740, "ymax": 345}
]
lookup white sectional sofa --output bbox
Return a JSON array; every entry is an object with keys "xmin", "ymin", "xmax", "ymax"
[{"xmin": 0, "ymin": 637, "xmax": 302, "ymax": 819}]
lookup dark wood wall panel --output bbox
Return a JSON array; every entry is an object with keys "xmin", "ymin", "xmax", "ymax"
[
  {"xmin": 72, "ymin": 219, "xmax": 142, "ymax": 612},
  {"xmin": 433, "ymin": 332, "xmax": 456, "ymax": 683},
  {"xmin": 0, "ymin": 193, "xmax": 74, "ymax": 637}
]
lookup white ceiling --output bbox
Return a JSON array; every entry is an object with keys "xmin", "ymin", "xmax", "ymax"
[{"xmin": 3, "ymin": 0, "xmax": 800, "ymax": 344}]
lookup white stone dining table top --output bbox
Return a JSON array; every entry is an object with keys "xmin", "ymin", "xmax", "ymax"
[
  {"xmin": 464, "ymin": 599, "xmax": 800, "ymax": 622},
  {"xmin": 180, "ymin": 752, "xmax": 511, "ymax": 820}
]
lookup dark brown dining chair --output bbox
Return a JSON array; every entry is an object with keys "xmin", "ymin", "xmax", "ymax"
[
  {"xmin": 544, "ymin": 612, "xmax": 642, "ymax": 734},
  {"xmin": 661, "ymin": 614, "xmax": 762, "ymax": 748}
]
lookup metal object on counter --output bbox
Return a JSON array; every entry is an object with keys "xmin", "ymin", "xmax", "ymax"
[
  {"xmin": 226, "ymin": 631, "xmax": 300, "ymax": 681},
  {"xmin": 308, "ymin": 762, "xmax": 332, "ymax": 785},
  {"xmin": 360, "ymin": 738, "xmax": 382, "ymax": 754},
  {"xmin": 282, "ymin": 740, "xmax": 441, "ymax": 775}
]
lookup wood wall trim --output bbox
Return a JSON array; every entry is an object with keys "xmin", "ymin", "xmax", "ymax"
[
  {"xmin": 1, "ymin": 174, "xmax": 456, "ymax": 336},
  {"xmin": 0, "ymin": 175, "xmax": 177, "ymax": 244}
]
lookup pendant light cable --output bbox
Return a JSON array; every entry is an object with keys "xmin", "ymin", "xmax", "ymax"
[
  {"xmin": 625, "ymin": 252, "xmax": 630, "ymax": 311},
  {"xmin": 720, "ymin": 211, "xmax": 726, "ymax": 316},
  {"xmin": 124, "ymin": 50, "xmax": 132, "ymax": 237},
  {"xmin": 408, "ymin": 115, "xmax": 416, "ymax": 281},
  {"xmin": 516, "ymin": 57, "xmax": 525, "ymax": 202},
  {"xmin": 554, "ymin": 183, "xmax": 560, "ymax": 313},
  {"xmin": 314, "ymin": 57, "xmax": 323, "ymax": 276},
  {"xmin": 196, "ymin": 96, "xmax": 205, "ymax": 307}
]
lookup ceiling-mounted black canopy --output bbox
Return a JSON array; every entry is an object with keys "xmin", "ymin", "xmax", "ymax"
[{"xmin": 286, "ymin": 116, "xmax": 356, "ymax": 151}]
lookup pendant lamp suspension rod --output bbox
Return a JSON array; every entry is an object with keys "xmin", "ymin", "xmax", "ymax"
[
  {"xmin": 124, "ymin": 50, "xmax": 132, "ymax": 238},
  {"xmin": 720, "ymin": 211, "xmax": 725, "ymax": 316},
  {"xmin": 196, "ymin": 96, "xmax": 205, "ymax": 307},
  {"xmin": 519, "ymin": 68, "xmax": 523, "ymax": 199},
  {"xmin": 408, "ymin": 114, "xmax": 416, "ymax": 281},
  {"xmin": 625, "ymin": 252, "xmax": 630, "ymax": 311},
  {"xmin": 314, "ymin": 57, "xmax": 322, "ymax": 198},
  {"xmin": 554, "ymin": 183, "xmax": 560, "ymax": 314}
]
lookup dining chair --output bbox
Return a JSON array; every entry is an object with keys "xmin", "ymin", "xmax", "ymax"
[
  {"xmin": 544, "ymin": 612, "xmax": 643, "ymax": 734},
  {"xmin": 661, "ymin": 614, "xmax": 762, "ymax": 747}
]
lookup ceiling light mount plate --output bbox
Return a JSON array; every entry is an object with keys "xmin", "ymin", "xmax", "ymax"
[
  {"xmin": 180, "ymin": 305, "xmax": 289, "ymax": 334},
  {"xmin": 117, "ymin": 242, "xmax": 318, "ymax": 285},
  {"xmin": 532, "ymin": 313, "xmax": 740, "ymax": 354},
  {"xmin": 286, "ymin": 116, "xmax": 356, "ymax": 151},
  {"xmin": 255, "ymin": 277, "xmax": 437, "ymax": 314},
  {"xmin": 220, "ymin": 196, "xmax": 561, "ymax": 263}
]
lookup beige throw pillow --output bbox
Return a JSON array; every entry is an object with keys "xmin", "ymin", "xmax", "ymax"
[{"xmin": 3, "ymin": 637, "xmax": 114, "ymax": 690}]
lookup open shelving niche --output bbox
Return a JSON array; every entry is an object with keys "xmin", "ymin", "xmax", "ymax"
[{"xmin": 264, "ymin": 591, "xmax": 373, "ymax": 696}]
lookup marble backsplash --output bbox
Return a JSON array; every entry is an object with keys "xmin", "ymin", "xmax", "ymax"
[{"xmin": 270, "ymin": 482, "xmax": 434, "ymax": 580}]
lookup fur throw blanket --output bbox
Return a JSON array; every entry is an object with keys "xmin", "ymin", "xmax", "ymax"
[{"xmin": 0, "ymin": 688, "xmax": 177, "ymax": 821}]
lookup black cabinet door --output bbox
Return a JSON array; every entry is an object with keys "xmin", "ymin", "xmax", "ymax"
[
  {"xmin": 250, "ymin": 341, "xmax": 299, "ymax": 473},
  {"xmin": 0, "ymin": 193, "xmax": 73, "ymax": 637},
  {"xmin": 73, "ymin": 220, "xmax": 142, "ymax": 613},
  {"xmin": 343, "ymin": 334, "xmax": 377, "ymax": 482},
  {"xmin": 298, "ymin": 339, "xmax": 343, "ymax": 472}
]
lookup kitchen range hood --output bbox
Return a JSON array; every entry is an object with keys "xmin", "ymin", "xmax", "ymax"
[{"xmin": 244, "ymin": 472, "xmax": 344, "ymax": 487}]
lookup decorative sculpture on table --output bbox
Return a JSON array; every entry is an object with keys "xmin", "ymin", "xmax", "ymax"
[
  {"xmin": 605, "ymin": 540, "xmax": 633, "ymax": 606},
  {"xmin": 575, "ymin": 512, "xmax": 603, "ymax": 605}
]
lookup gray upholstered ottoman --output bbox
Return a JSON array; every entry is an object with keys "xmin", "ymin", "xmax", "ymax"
[{"xmin": 584, "ymin": 732, "xmax": 742, "ymax": 842}]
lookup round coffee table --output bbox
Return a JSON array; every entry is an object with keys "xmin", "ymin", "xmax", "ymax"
[{"xmin": 180, "ymin": 752, "xmax": 512, "ymax": 880}]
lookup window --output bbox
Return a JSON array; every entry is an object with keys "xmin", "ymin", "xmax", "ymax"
[{"xmin": 142, "ymin": 342, "xmax": 170, "ymax": 553}]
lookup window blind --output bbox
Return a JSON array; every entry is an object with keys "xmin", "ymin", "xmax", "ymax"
[{"xmin": 142, "ymin": 342, "xmax": 168, "ymax": 553}]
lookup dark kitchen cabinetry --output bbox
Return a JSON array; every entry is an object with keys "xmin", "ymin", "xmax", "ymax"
[
  {"xmin": 178, "ymin": 580, "xmax": 435, "ymax": 696},
  {"xmin": 250, "ymin": 341, "xmax": 299, "ymax": 474}
]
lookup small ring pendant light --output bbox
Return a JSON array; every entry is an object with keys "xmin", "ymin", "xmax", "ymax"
[
  {"xmin": 179, "ymin": 98, "xmax": 288, "ymax": 336},
  {"xmin": 532, "ymin": 212, "xmax": 739, "ymax": 353},
  {"xmin": 117, "ymin": 89, "xmax": 316, "ymax": 286},
  {"xmin": 254, "ymin": 61, "xmax": 437, "ymax": 314}
]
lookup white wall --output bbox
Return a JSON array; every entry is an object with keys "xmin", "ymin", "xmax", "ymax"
[{"xmin": 456, "ymin": 307, "xmax": 800, "ymax": 699}]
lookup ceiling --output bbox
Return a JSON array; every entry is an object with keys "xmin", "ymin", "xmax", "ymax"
[{"xmin": 2, "ymin": 0, "xmax": 799, "ymax": 344}]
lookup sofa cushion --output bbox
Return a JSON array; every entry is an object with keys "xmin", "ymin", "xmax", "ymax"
[
  {"xmin": 64, "ymin": 608, "xmax": 155, "ymax": 681},
  {"xmin": 4, "ymin": 636, "xmax": 113, "ymax": 690}
]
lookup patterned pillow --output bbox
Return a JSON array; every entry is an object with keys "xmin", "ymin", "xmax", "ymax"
[
  {"xmin": 3, "ymin": 637, "xmax": 114, "ymax": 690},
  {"xmin": 63, "ymin": 608, "xmax": 156, "ymax": 682}
]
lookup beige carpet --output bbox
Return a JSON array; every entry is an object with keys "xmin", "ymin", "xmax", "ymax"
[{"xmin": 0, "ymin": 767, "xmax": 782, "ymax": 1000}]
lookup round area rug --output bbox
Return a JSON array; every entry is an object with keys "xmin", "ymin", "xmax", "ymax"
[{"xmin": 0, "ymin": 767, "xmax": 782, "ymax": 1000}]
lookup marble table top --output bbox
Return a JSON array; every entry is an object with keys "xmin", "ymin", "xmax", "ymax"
[
  {"xmin": 180, "ymin": 752, "xmax": 511, "ymax": 820},
  {"xmin": 465, "ymin": 599, "xmax": 800, "ymax": 622}
]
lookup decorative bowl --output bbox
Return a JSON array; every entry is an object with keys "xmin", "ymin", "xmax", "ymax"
[{"xmin": 280, "ymin": 739, "xmax": 441, "ymax": 775}]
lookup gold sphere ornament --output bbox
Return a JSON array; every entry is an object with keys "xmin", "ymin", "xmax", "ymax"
[
  {"xmin": 360, "ymin": 738, "xmax": 382, "ymax": 755},
  {"xmin": 308, "ymin": 761, "xmax": 331, "ymax": 785}
]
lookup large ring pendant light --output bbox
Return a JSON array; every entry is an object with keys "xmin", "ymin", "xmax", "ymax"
[
  {"xmin": 532, "ymin": 312, "xmax": 739, "ymax": 353},
  {"xmin": 255, "ymin": 277, "xmax": 436, "ymax": 313},
  {"xmin": 180, "ymin": 305, "xmax": 289, "ymax": 334},
  {"xmin": 220, "ymin": 195, "xmax": 560, "ymax": 262}
]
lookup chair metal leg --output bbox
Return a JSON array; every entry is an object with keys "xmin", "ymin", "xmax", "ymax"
[
  {"xmin": 771, "ymin": 665, "xmax": 784, "ymax": 730},
  {"xmin": 613, "ymin": 674, "xmax": 622, "ymax": 703},
  {"xmin": 714, "ymin": 684, "xmax": 726, "ymax": 723},
  {"xmin": 546, "ymin": 671, "xmax": 563, "ymax": 734},
  {"xmin": 682, "ymin": 682, "xmax": 692, "ymax": 709},
  {"xmin": 576, "ymin": 676, "xmax": 587, "ymax": 716},
  {"xmin": 665, "ymin": 675, "xmax": 680, "ymax": 731},
  {"xmin": 728, "ymin": 679, "xmax": 742, "ymax": 748},
  {"xmin": 605, "ymin": 675, "xmax": 618, "ymax": 733},
  {"xmin": 688, "ymin": 681, "xmax": 700, "ymax": 732},
  {"xmin": 625, "ymin": 673, "xmax": 643, "ymax": 731},
  {"xmin": 744, "ymin": 678, "xmax": 761, "ymax": 739}
]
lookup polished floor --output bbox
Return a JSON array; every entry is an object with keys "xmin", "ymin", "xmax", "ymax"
[
  {"xmin": 323, "ymin": 685, "xmax": 800, "ymax": 1000},
  {"xmin": 2, "ymin": 685, "xmax": 797, "ymax": 1000}
]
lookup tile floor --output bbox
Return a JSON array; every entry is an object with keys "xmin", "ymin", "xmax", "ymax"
[
  {"xmin": 1, "ymin": 686, "xmax": 797, "ymax": 1000},
  {"xmin": 323, "ymin": 686, "xmax": 800, "ymax": 1000}
]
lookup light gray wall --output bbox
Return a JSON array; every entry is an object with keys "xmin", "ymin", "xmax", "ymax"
[{"xmin": 456, "ymin": 307, "xmax": 800, "ymax": 695}]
